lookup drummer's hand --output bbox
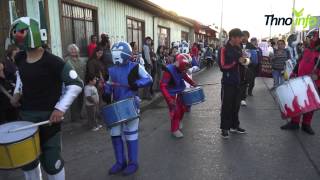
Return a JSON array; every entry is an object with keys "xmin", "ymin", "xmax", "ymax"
[
  {"xmin": 49, "ymin": 109, "xmax": 64, "ymax": 123},
  {"xmin": 239, "ymin": 57, "xmax": 246, "ymax": 64},
  {"xmin": 192, "ymin": 83, "xmax": 198, "ymax": 87},
  {"xmin": 10, "ymin": 93, "xmax": 21, "ymax": 107}
]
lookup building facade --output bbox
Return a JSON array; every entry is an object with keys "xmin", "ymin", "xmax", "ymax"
[{"xmin": 1, "ymin": 0, "xmax": 197, "ymax": 58}]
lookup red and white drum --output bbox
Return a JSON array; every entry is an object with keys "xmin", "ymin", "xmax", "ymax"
[{"xmin": 274, "ymin": 76, "xmax": 320, "ymax": 119}]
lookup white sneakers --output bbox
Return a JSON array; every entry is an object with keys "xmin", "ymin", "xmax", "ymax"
[
  {"xmin": 91, "ymin": 124, "xmax": 103, "ymax": 131},
  {"xmin": 47, "ymin": 168, "xmax": 65, "ymax": 180},
  {"xmin": 179, "ymin": 122, "xmax": 183, "ymax": 129},
  {"xmin": 241, "ymin": 100, "xmax": 247, "ymax": 106},
  {"xmin": 172, "ymin": 130, "xmax": 184, "ymax": 138}
]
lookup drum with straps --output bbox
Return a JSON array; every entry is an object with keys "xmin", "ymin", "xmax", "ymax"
[
  {"xmin": 181, "ymin": 87, "xmax": 205, "ymax": 106},
  {"xmin": 274, "ymin": 76, "xmax": 320, "ymax": 119},
  {"xmin": 101, "ymin": 98, "xmax": 139, "ymax": 128},
  {"xmin": 0, "ymin": 121, "xmax": 41, "ymax": 169}
]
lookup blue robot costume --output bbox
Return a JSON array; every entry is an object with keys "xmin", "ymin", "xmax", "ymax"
[{"xmin": 104, "ymin": 42, "xmax": 152, "ymax": 175}]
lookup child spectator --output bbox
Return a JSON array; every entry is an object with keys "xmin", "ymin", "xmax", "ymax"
[
  {"xmin": 84, "ymin": 75, "xmax": 102, "ymax": 131},
  {"xmin": 271, "ymin": 40, "xmax": 290, "ymax": 87}
]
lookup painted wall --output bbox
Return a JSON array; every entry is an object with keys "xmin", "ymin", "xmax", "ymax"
[
  {"xmin": 25, "ymin": 0, "xmax": 40, "ymax": 21},
  {"xmin": 47, "ymin": 0, "xmax": 63, "ymax": 57},
  {"xmin": 154, "ymin": 16, "xmax": 191, "ymax": 46},
  {"xmin": 46, "ymin": 0, "xmax": 191, "ymax": 57}
]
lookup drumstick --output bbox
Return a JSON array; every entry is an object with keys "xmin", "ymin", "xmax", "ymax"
[
  {"xmin": 8, "ymin": 120, "xmax": 51, "ymax": 133},
  {"xmin": 106, "ymin": 82, "xmax": 129, "ymax": 87},
  {"xmin": 0, "ymin": 85, "xmax": 13, "ymax": 101},
  {"xmin": 198, "ymin": 82, "xmax": 220, "ymax": 86}
]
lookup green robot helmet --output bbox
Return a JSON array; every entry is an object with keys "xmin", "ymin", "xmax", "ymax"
[{"xmin": 9, "ymin": 17, "xmax": 42, "ymax": 49}]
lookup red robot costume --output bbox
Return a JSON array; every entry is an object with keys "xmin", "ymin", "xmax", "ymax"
[{"xmin": 160, "ymin": 54, "xmax": 197, "ymax": 138}]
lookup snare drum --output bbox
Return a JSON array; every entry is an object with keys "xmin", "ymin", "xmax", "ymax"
[
  {"xmin": 274, "ymin": 76, "xmax": 320, "ymax": 119},
  {"xmin": 102, "ymin": 98, "xmax": 139, "ymax": 128},
  {"xmin": 181, "ymin": 87, "xmax": 205, "ymax": 106},
  {"xmin": 0, "ymin": 121, "xmax": 41, "ymax": 169}
]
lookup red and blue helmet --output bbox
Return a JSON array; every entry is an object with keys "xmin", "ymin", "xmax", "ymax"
[
  {"xmin": 175, "ymin": 53, "xmax": 192, "ymax": 72},
  {"xmin": 111, "ymin": 41, "xmax": 132, "ymax": 65}
]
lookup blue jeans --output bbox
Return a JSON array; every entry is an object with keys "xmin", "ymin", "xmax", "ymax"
[{"xmin": 272, "ymin": 70, "xmax": 284, "ymax": 87}]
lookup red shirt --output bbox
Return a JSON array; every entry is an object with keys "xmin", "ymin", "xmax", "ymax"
[{"xmin": 87, "ymin": 43, "xmax": 97, "ymax": 58}]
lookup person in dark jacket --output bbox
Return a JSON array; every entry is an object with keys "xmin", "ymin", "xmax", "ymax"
[
  {"xmin": 247, "ymin": 37, "xmax": 263, "ymax": 96},
  {"xmin": 99, "ymin": 33, "xmax": 113, "ymax": 69},
  {"xmin": 240, "ymin": 30, "xmax": 256, "ymax": 106},
  {"xmin": 219, "ymin": 28, "xmax": 247, "ymax": 138}
]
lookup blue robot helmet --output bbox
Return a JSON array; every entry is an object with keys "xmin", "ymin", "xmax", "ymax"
[{"xmin": 111, "ymin": 41, "xmax": 132, "ymax": 65}]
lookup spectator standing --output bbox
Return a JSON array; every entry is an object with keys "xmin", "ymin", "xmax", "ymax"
[
  {"xmin": 65, "ymin": 44, "xmax": 86, "ymax": 122},
  {"xmin": 84, "ymin": 75, "xmax": 102, "ymax": 131},
  {"xmin": 271, "ymin": 40, "xmax": 289, "ymax": 87},
  {"xmin": 247, "ymin": 37, "xmax": 262, "ymax": 96},
  {"xmin": 219, "ymin": 28, "xmax": 247, "ymax": 138},
  {"xmin": 99, "ymin": 33, "xmax": 113, "ymax": 69},
  {"xmin": 142, "ymin": 36, "xmax": 153, "ymax": 99},
  {"xmin": 87, "ymin": 35, "xmax": 98, "ymax": 58},
  {"xmin": 240, "ymin": 30, "xmax": 256, "ymax": 106},
  {"xmin": 86, "ymin": 46, "xmax": 106, "ymax": 109},
  {"xmin": 205, "ymin": 46, "xmax": 214, "ymax": 68},
  {"xmin": 0, "ymin": 45, "xmax": 19, "ymax": 124},
  {"xmin": 130, "ymin": 42, "xmax": 145, "ymax": 66},
  {"xmin": 155, "ymin": 45, "xmax": 165, "ymax": 90},
  {"xmin": 168, "ymin": 46, "xmax": 178, "ymax": 64},
  {"xmin": 150, "ymin": 42, "xmax": 157, "ymax": 95},
  {"xmin": 163, "ymin": 46, "xmax": 171, "ymax": 64}
]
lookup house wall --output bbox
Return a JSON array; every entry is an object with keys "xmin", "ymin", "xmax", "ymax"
[
  {"xmin": 46, "ymin": 0, "xmax": 191, "ymax": 57},
  {"xmin": 154, "ymin": 16, "xmax": 191, "ymax": 46}
]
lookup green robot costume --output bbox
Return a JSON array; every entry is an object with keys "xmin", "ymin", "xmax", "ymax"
[{"xmin": 10, "ymin": 17, "xmax": 83, "ymax": 180}]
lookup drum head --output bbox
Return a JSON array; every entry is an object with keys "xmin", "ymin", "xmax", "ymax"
[
  {"xmin": 183, "ymin": 86, "xmax": 201, "ymax": 93},
  {"xmin": 0, "ymin": 121, "xmax": 37, "ymax": 144}
]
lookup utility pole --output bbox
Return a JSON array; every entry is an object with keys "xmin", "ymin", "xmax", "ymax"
[
  {"xmin": 219, "ymin": 0, "xmax": 224, "ymax": 46},
  {"xmin": 269, "ymin": 5, "xmax": 273, "ymax": 39},
  {"xmin": 290, "ymin": 0, "xmax": 296, "ymax": 33}
]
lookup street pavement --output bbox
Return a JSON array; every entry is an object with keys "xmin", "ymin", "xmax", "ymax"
[{"xmin": 1, "ymin": 67, "xmax": 320, "ymax": 180}]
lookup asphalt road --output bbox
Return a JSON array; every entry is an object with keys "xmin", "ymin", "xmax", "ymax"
[{"xmin": 1, "ymin": 67, "xmax": 320, "ymax": 180}]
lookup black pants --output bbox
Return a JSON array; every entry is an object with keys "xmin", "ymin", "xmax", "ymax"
[
  {"xmin": 240, "ymin": 81, "xmax": 247, "ymax": 101},
  {"xmin": 248, "ymin": 65, "xmax": 259, "ymax": 94},
  {"xmin": 220, "ymin": 84, "xmax": 241, "ymax": 130}
]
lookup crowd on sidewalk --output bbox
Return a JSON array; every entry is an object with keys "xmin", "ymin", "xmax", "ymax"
[
  {"xmin": 1, "ymin": 16, "xmax": 320, "ymax": 180},
  {"xmin": 0, "ymin": 33, "xmax": 216, "ymax": 131}
]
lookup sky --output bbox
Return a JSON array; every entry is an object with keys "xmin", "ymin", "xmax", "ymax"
[{"xmin": 149, "ymin": 0, "xmax": 320, "ymax": 39}]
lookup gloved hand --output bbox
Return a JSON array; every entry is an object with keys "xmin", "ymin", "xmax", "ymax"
[{"xmin": 129, "ymin": 82, "xmax": 139, "ymax": 91}]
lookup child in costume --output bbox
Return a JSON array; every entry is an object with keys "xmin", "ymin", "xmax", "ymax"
[
  {"xmin": 160, "ymin": 53, "xmax": 197, "ymax": 138},
  {"xmin": 104, "ymin": 41, "xmax": 152, "ymax": 175}
]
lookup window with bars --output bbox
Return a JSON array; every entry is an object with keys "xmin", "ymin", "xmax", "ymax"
[
  {"xmin": 126, "ymin": 18, "xmax": 145, "ymax": 52},
  {"xmin": 181, "ymin": 31, "xmax": 189, "ymax": 42},
  {"xmin": 61, "ymin": 1, "xmax": 97, "ymax": 57},
  {"xmin": 158, "ymin": 26, "xmax": 170, "ymax": 48}
]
